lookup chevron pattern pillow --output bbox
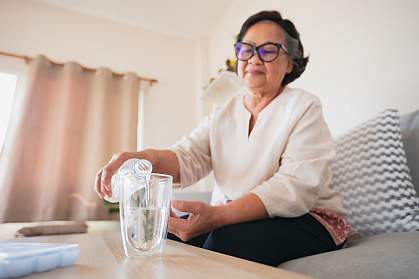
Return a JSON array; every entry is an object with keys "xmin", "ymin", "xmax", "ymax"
[{"xmin": 332, "ymin": 109, "xmax": 419, "ymax": 236}]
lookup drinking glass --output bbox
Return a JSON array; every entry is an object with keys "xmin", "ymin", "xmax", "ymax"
[{"xmin": 119, "ymin": 172, "xmax": 172, "ymax": 257}]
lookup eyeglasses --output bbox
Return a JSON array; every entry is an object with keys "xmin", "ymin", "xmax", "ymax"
[{"xmin": 234, "ymin": 42, "xmax": 289, "ymax": 63}]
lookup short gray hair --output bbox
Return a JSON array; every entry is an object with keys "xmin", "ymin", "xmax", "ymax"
[{"xmin": 237, "ymin": 10, "xmax": 309, "ymax": 86}]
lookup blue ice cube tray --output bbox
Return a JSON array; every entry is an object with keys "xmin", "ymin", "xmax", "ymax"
[{"xmin": 0, "ymin": 242, "xmax": 80, "ymax": 278}]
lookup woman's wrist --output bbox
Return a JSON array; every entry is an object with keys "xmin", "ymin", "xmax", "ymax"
[
  {"xmin": 213, "ymin": 204, "xmax": 232, "ymax": 227},
  {"xmin": 136, "ymin": 149, "xmax": 158, "ymax": 167}
]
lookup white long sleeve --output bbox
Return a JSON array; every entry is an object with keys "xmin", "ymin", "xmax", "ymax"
[
  {"xmin": 171, "ymin": 87, "xmax": 345, "ymax": 217},
  {"xmin": 250, "ymin": 100, "xmax": 343, "ymax": 217},
  {"xmin": 170, "ymin": 115, "xmax": 212, "ymax": 187}
]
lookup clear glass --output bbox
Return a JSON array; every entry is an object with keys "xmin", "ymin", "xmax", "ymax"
[{"xmin": 119, "ymin": 173, "xmax": 172, "ymax": 257}]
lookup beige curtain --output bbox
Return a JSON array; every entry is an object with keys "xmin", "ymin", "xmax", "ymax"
[{"xmin": 0, "ymin": 55, "xmax": 141, "ymax": 222}]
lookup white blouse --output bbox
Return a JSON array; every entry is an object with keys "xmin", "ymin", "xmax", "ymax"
[{"xmin": 171, "ymin": 87, "xmax": 345, "ymax": 218}]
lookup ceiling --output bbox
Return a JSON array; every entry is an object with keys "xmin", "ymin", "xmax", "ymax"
[{"xmin": 35, "ymin": 0, "xmax": 231, "ymax": 39}]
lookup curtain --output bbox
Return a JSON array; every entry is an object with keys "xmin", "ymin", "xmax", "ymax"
[{"xmin": 0, "ymin": 55, "xmax": 141, "ymax": 222}]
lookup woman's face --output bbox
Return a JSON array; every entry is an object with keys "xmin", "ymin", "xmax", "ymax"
[{"xmin": 238, "ymin": 22, "xmax": 293, "ymax": 95}]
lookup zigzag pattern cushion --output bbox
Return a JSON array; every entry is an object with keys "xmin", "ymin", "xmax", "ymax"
[{"xmin": 332, "ymin": 109, "xmax": 419, "ymax": 236}]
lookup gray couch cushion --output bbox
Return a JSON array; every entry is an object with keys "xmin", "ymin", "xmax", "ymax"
[
  {"xmin": 279, "ymin": 231, "xmax": 419, "ymax": 279},
  {"xmin": 400, "ymin": 109, "xmax": 419, "ymax": 195}
]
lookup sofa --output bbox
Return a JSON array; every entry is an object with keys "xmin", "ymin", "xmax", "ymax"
[
  {"xmin": 279, "ymin": 109, "xmax": 419, "ymax": 279},
  {"xmin": 174, "ymin": 109, "xmax": 419, "ymax": 279}
]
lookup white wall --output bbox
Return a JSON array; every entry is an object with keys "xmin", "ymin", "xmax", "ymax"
[
  {"xmin": 0, "ymin": 0, "xmax": 199, "ymax": 149},
  {"xmin": 206, "ymin": 0, "xmax": 419, "ymax": 137}
]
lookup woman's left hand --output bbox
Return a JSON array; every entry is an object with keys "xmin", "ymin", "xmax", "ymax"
[{"xmin": 169, "ymin": 200, "xmax": 224, "ymax": 242}]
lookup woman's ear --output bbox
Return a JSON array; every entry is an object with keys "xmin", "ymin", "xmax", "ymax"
[{"xmin": 286, "ymin": 58, "xmax": 294, "ymax": 74}]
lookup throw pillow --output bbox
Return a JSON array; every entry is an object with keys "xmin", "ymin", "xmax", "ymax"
[{"xmin": 332, "ymin": 109, "xmax": 419, "ymax": 236}]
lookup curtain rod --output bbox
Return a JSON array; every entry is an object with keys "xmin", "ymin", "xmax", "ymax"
[{"xmin": 0, "ymin": 50, "xmax": 158, "ymax": 85}]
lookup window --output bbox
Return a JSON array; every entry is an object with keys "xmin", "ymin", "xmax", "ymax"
[{"xmin": 0, "ymin": 72, "xmax": 17, "ymax": 149}]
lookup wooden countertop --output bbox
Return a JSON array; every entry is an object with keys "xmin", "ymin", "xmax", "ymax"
[{"xmin": 0, "ymin": 221, "xmax": 313, "ymax": 279}]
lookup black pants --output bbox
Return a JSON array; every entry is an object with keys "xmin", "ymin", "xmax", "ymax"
[{"xmin": 168, "ymin": 214, "xmax": 344, "ymax": 267}]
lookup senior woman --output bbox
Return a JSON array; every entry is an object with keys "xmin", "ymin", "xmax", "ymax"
[{"xmin": 95, "ymin": 10, "xmax": 351, "ymax": 266}]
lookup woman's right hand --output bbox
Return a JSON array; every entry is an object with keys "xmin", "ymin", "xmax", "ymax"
[
  {"xmin": 95, "ymin": 149, "xmax": 179, "ymax": 199},
  {"xmin": 94, "ymin": 152, "xmax": 139, "ymax": 199}
]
